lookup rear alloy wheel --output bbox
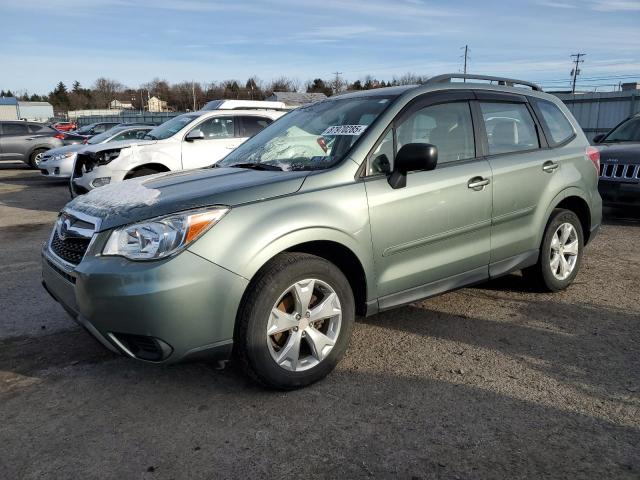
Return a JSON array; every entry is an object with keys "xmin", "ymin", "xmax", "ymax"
[
  {"xmin": 234, "ymin": 253, "xmax": 354, "ymax": 389},
  {"xmin": 523, "ymin": 209, "xmax": 584, "ymax": 292},
  {"xmin": 29, "ymin": 148, "xmax": 47, "ymax": 169}
]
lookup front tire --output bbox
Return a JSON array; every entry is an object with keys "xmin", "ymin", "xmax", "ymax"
[
  {"xmin": 523, "ymin": 209, "xmax": 584, "ymax": 292},
  {"xmin": 125, "ymin": 167, "xmax": 161, "ymax": 179},
  {"xmin": 234, "ymin": 253, "xmax": 355, "ymax": 390},
  {"xmin": 29, "ymin": 148, "xmax": 48, "ymax": 168}
]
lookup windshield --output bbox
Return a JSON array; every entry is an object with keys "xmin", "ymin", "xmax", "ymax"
[
  {"xmin": 88, "ymin": 128, "xmax": 121, "ymax": 144},
  {"xmin": 75, "ymin": 124, "xmax": 96, "ymax": 134},
  {"xmin": 218, "ymin": 95, "xmax": 395, "ymax": 171},
  {"xmin": 604, "ymin": 116, "xmax": 640, "ymax": 142},
  {"xmin": 145, "ymin": 114, "xmax": 201, "ymax": 140}
]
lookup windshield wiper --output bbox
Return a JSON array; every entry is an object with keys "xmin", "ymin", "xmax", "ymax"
[{"xmin": 230, "ymin": 162, "xmax": 283, "ymax": 171}]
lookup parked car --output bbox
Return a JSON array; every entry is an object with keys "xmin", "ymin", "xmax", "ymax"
[
  {"xmin": 42, "ymin": 74, "xmax": 602, "ymax": 389},
  {"xmin": 593, "ymin": 113, "xmax": 640, "ymax": 207},
  {"xmin": 39, "ymin": 125, "xmax": 154, "ymax": 179},
  {"xmin": 70, "ymin": 109, "xmax": 285, "ymax": 194},
  {"xmin": 60, "ymin": 122, "xmax": 120, "ymax": 145},
  {"xmin": 200, "ymin": 99, "xmax": 287, "ymax": 111},
  {"xmin": 52, "ymin": 121, "xmax": 77, "ymax": 132},
  {"xmin": 0, "ymin": 121, "xmax": 64, "ymax": 167}
]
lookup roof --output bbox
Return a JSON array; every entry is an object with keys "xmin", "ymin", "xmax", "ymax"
[
  {"xmin": 0, "ymin": 97, "xmax": 19, "ymax": 106},
  {"xmin": 267, "ymin": 92, "xmax": 327, "ymax": 105},
  {"xmin": 18, "ymin": 101, "xmax": 52, "ymax": 107}
]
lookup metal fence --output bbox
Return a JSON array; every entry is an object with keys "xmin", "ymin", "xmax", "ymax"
[
  {"xmin": 553, "ymin": 90, "xmax": 640, "ymax": 141},
  {"xmin": 75, "ymin": 112, "xmax": 183, "ymax": 127}
]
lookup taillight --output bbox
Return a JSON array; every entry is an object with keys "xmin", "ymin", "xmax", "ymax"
[
  {"xmin": 54, "ymin": 133, "xmax": 65, "ymax": 140},
  {"xmin": 586, "ymin": 146, "xmax": 600, "ymax": 173}
]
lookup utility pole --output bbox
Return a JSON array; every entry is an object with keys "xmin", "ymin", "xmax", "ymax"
[
  {"xmin": 332, "ymin": 72, "xmax": 343, "ymax": 95},
  {"xmin": 570, "ymin": 53, "xmax": 585, "ymax": 94},
  {"xmin": 192, "ymin": 80, "xmax": 196, "ymax": 111},
  {"xmin": 462, "ymin": 45, "xmax": 468, "ymax": 75}
]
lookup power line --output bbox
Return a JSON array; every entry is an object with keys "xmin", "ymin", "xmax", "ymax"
[{"xmin": 570, "ymin": 53, "xmax": 586, "ymax": 94}]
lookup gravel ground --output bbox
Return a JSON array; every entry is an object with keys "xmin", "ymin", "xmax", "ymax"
[{"xmin": 1, "ymin": 163, "xmax": 638, "ymax": 479}]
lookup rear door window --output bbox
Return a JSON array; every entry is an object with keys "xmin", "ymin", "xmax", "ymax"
[
  {"xmin": 534, "ymin": 99, "xmax": 575, "ymax": 145},
  {"xmin": 2, "ymin": 123, "xmax": 29, "ymax": 136},
  {"xmin": 480, "ymin": 102, "xmax": 540, "ymax": 155},
  {"xmin": 240, "ymin": 116, "xmax": 273, "ymax": 137}
]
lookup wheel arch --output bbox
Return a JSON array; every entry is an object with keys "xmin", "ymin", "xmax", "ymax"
[
  {"xmin": 124, "ymin": 162, "xmax": 171, "ymax": 179},
  {"xmin": 542, "ymin": 188, "xmax": 593, "ymax": 245}
]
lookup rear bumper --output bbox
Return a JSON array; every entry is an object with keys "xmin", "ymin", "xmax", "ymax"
[
  {"xmin": 598, "ymin": 179, "xmax": 640, "ymax": 207},
  {"xmin": 41, "ymin": 245, "xmax": 247, "ymax": 364}
]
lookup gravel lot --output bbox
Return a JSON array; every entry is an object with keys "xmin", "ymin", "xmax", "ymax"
[{"xmin": 1, "ymin": 163, "xmax": 638, "ymax": 479}]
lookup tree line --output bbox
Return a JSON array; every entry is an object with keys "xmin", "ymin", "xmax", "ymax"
[{"xmin": 1, "ymin": 73, "xmax": 428, "ymax": 114}]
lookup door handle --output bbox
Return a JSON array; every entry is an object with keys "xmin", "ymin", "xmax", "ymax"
[
  {"xmin": 467, "ymin": 176, "xmax": 490, "ymax": 190},
  {"xmin": 542, "ymin": 161, "xmax": 559, "ymax": 173}
]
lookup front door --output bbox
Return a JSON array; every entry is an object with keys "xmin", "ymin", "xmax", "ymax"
[
  {"xmin": 0, "ymin": 122, "xmax": 31, "ymax": 161},
  {"xmin": 364, "ymin": 94, "xmax": 493, "ymax": 308},
  {"xmin": 181, "ymin": 115, "xmax": 240, "ymax": 169}
]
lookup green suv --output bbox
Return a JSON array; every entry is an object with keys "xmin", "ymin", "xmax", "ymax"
[{"xmin": 42, "ymin": 74, "xmax": 602, "ymax": 389}]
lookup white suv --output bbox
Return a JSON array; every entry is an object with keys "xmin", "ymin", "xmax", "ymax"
[{"xmin": 71, "ymin": 107, "xmax": 285, "ymax": 193}]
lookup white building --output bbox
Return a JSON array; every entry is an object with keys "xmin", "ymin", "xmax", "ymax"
[{"xmin": 17, "ymin": 101, "xmax": 54, "ymax": 122}]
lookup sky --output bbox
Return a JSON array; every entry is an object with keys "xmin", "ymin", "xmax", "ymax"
[{"xmin": 1, "ymin": 0, "xmax": 639, "ymax": 95}]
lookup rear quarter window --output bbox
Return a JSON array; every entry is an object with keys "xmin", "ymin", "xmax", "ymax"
[{"xmin": 534, "ymin": 99, "xmax": 575, "ymax": 146}]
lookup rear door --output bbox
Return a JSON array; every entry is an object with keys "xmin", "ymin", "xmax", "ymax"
[
  {"xmin": 181, "ymin": 115, "xmax": 238, "ymax": 168},
  {"xmin": 364, "ymin": 92, "xmax": 493, "ymax": 306},
  {"xmin": 473, "ymin": 92, "xmax": 556, "ymax": 272},
  {"xmin": 0, "ymin": 122, "xmax": 31, "ymax": 160}
]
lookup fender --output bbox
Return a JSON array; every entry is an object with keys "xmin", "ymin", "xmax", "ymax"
[{"xmin": 537, "ymin": 186, "xmax": 590, "ymax": 246}]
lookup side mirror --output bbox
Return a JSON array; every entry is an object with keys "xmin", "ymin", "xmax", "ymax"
[
  {"xmin": 186, "ymin": 129, "xmax": 205, "ymax": 141},
  {"xmin": 592, "ymin": 133, "xmax": 605, "ymax": 144},
  {"xmin": 388, "ymin": 143, "xmax": 438, "ymax": 189}
]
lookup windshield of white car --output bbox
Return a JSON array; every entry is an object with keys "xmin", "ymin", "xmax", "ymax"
[
  {"xmin": 218, "ymin": 95, "xmax": 396, "ymax": 171},
  {"xmin": 604, "ymin": 116, "xmax": 640, "ymax": 142},
  {"xmin": 144, "ymin": 114, "xmax": 201, "ymax": 140}
]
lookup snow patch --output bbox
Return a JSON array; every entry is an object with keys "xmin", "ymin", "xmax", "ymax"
[{"xmin": 68, "ymin": 177, "xmax": 161, "ymax": 216}]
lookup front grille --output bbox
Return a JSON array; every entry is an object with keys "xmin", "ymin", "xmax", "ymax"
[
  {"xmin": 600, "ymin": 162, "xmax": 640, "ymax": 180},
  {"xmin": 50, "ymin": 230, "xmax": 91, "ymax": 265}
]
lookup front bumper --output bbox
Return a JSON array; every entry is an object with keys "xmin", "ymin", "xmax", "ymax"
[
  {"xmin": 72, "ymin": 167, "xmax": 128, "ymax": 193},
  {"xmin": 41, "ymin": 243, "xmax": 248, "ymax": 363},
  {"xmin": 598, "ymin": 179, "xmax": 640, "ymax": 207},
  {"xmin": 39, "ymin": 156, "xmax": 75, "ymax": 179}
]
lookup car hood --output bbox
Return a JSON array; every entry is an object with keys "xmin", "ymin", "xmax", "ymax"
[
  {"xmin": 77, "ymin": 139, "xmax": 157, "ymax": 154},
  {"xmin": 65, "ymin": 166, "xmax": 308, "ymax": 231},
  {"xmin": 596, "ymin": 142, "xmax": 640, "ymax": 164},
  {"xmin": 42, "ymin": 144, "xmax": 82, "ymax": 157}
]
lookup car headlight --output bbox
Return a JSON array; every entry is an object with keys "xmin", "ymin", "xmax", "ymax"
[
  {"xmin": 52, "ymin": 152, "xmax": 76, "ymax": 161},
  {"xmin": 102, "ymin": 207, "xmax": 229, "ymax": 260}
]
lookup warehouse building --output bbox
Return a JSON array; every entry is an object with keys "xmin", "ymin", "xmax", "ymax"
[
  {"xmin": 17, "ymin": 101, "xmax": 54, "ymax": 122},
  {"xmin": 0, "ymin": 97, "xmax": 19, "ymax": 120}
]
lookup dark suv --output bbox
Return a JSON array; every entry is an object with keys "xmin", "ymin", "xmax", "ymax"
[
  {"xmin": 0, "ymin": 121, "xmax": 63, "ymax": 167},
  {"xmin": 61, "ymin": 122, "xmax": 120, "ymax": 145},
  {"xmin": 593, "ymin": 113, "xmax": 640, "ymax": 207}
]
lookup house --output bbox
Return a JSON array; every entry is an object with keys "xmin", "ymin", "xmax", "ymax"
[
  {"xmin": 266, "ymin": 92, "xmax": 327, "ymax": 106},
  {"xmin": 0, "ymin": 97, "xmax": 19, "ymax": 120},
  {"xmin": 110, "ymin": 99, "xmax": 134, "ymax": 109},
  {"xmin": 146, "ymin": 96, "xmax": 170, "ymax": 112}
]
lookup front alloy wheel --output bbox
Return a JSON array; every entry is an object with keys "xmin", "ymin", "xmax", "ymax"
[
  {"xmin": 267, "ymin": 279, "xmax": 342, "ymax": 372},
  {"xmin": 234, "ymin": 253, "xmax": 355, "ymax": 389}
]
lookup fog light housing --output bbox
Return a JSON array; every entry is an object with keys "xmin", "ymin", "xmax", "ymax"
[
  {"xmin": 54, "ymin": 167, "xmax": 60, "ymax": 175},
  {"xmin": 91, "ymin": 177, "xmax": 111, "ymax": 188}
]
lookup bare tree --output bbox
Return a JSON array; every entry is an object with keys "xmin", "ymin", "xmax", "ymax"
[{"xmin": 93, "ymin": 77, "xmax": 124, "ymax": 108}]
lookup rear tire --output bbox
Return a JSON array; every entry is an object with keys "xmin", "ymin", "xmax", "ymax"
[
  {"xmin": 234, "ymin": 253, "xmax": 355, "ymax": 390},
  {"xmin": 29, "ymin": 148, "xmax": 47, "ymax": 169},
  {"xmin": 523, "ymin": 208, "xmax": 584, "ymax": 292}
]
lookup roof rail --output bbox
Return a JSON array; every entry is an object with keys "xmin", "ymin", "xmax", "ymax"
[{"xmin": 427, "ymin": 74, "xmax": 543, "ymax": 92}]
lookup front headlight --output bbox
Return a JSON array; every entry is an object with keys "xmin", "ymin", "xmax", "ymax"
[
  {"xmin": 53, "ymin": 152, "xmax": 76, "ymax": 161},
  {"xmin": 102, "ymin": 206, "xmax": 229, "ymax": 260}
]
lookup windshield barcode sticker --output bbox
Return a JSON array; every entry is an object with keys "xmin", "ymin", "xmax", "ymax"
[{"xmin": 321, "ymin": 125, "xmax": 368, "ymax": 136}]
